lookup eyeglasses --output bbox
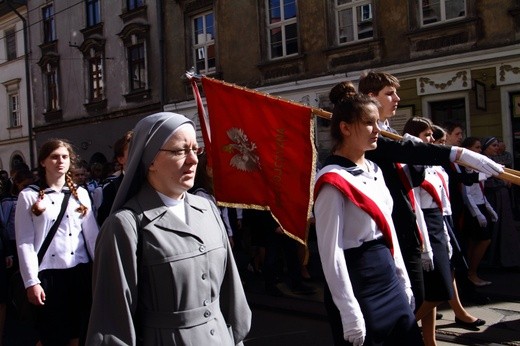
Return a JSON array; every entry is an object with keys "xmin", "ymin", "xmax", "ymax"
[{"xmin": 158, "ymin": 147, "xmax": 204, "ymax": 158}]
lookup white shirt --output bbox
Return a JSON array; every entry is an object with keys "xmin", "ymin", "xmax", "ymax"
[
  {"xmin": 463, "ymin": 181, "xmax": 487, "ymax": 217},
  {"xmin": 314, "ymin": 162, "xmax": 410, "ymax": 330},
  {"xmin": 15, "ymin": 186, "xmax": 99, "ymax": 288},
  {"xmin": 414, "ymin": 166, "xmax": 445, "ymax": 210}
]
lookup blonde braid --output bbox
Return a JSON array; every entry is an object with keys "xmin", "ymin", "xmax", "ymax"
[
  {"xmin": 31, "ymin": 187, "xmax": 46, "ymax": 216},
  {"xmin": 66, "ymin": 172, "xmax": 88, "ymax": 217}
]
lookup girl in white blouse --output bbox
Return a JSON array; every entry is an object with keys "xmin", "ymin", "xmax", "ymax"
[
  {"xmin": 15, "ymin": 139, "xmax": 99, "ymax": 346},
  {"xmin": 460, "ymin": 137, "xmax": 497, "ymax": 286},
  {"xmin": 314, "ymin": 88, "xmax": 423, "ymax": 346}
]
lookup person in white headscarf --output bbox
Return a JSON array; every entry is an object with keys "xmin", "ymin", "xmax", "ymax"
[{"xmin": 86, "ymin": 112, "xmax": 251, "ymax": 346}]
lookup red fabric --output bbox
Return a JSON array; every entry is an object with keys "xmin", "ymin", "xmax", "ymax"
[
  {"xmin": 435, "ymin": 168, "xmax": 450, "ymax": 200},
  {"xmin": 191, "ymin": 78, "xmax": 212, "ymax": 166},
  {"xmin": 420, "ymin": 179, "xmax": 443, "ymax": 210},
  {"xmin": 192, "ymin": 77, "xmax": 316, "ymax": 243},
  {"xmin": 395, "ymin": 163, "xmax": 416, "ymax": 212},
  {"xmin": 395, "ymin": 163, "xmax": 423, "ymax": 246},
  {"xmin": 314, "ymin": 172, "xmax": 394, "ymax": 256}
]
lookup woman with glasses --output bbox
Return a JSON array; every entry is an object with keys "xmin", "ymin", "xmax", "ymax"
[{"xmin": 86, "ymin": 112, "xmax": 251, "ymax": 346}]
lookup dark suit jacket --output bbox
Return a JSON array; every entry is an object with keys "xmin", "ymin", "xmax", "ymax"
[
  {"xmin": 366, "ymin": 137, "xmax": 452, "ymax": 251},
  {"xmin": 96, "ymin": 174, "xmax": 124, "ymax": 226}
]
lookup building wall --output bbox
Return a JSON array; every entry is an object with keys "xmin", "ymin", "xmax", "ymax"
[
  {"xmin": 0, "ymin": 7, "xmax": 30, "ymax": 170},
  {"xmin": 28, "ymin": 0, "xmax": 162, "ymax": 165},
  {"xmin": 163, "ymin": 1, "xmax": 520, "ymax": 166}
]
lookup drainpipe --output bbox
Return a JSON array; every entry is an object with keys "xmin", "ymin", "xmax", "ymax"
[
  {"xmin": 7, "ymin": 0, "xmax": 35, "ymax": 168},
  {"xmin": 156, "ymin": 0, "xmax": 165, "ymax": 107}
]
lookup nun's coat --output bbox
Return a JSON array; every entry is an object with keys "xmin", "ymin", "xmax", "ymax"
[{"xmin": 86, "ymin": 183, "xmax": 251, "ymax": 345}]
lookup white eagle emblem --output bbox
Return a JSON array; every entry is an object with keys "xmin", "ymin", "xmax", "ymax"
[{"xmin": 223, "ymin": 128, "xmax": 261, "ymax": 172}]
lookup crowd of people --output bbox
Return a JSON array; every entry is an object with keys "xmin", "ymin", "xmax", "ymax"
[{"xmin": 0, "ymin": 71, "xmax": 518, "ymax": 345}]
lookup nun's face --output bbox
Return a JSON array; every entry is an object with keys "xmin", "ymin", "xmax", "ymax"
[{"xmin": 148, "ymin": 125, "xmax": 199, "ymax": 199}]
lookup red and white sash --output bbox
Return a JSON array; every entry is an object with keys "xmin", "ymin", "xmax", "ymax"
[{"xmin": 315, "ymin": 167, "xmax": 394, "ymax": 256}]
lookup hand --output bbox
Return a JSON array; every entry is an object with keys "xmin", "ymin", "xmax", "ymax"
[
  {"xmin": 478, "ymin": 172, "xmax": 491, "ymax": 181},
  {"xmin": 421, "ymin": 250, "xmax": 434, "ymax": 272},
  {"xmin": 343, "ymin": 319, "xmax": 366, "ymax": 346},
  {"xmin": 402, "ymin": 133, "xmax": 423, "ymax": 144},
  {"xmin": 27, "ymin": 284, "xmax": 46, "ymax": 306},
  {"xmin": 5, "ymin": 255, "xmax": 13, "ymax": 269},
  {"xmin": 447, "ymin": 241, "xmax": 453, "ymax": 260},
  {"xmin": 457, "ymin": 148, "xmax": 504, "ymax": 176},
  {"xmin": 476, "ymin": 213, "xmax": 487, "ymax": 228},
  {"xmin": 486, "ymin": 206, "xmax": 498, "ymax": 222},
  {"xmin": 405, "ymin": 287, "xmax": 415, "ymax": 312}
]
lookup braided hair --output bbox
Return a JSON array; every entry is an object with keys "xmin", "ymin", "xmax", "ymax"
[{"xmin": 31, "ymin": 139, "xmax": 88, "ymax": 217}]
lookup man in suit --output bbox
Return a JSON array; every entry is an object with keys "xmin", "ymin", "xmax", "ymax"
[{"xmin": 96, "ymin": 130, "xmax": 133, "ymax": 226}]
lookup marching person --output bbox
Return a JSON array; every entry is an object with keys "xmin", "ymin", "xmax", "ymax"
[
  {"xmin": 314, "ymin": 88, "xmax": 423, "ymax": 345},
  {"xmin": 86, "ymin": 112, "xmax": 251, "ymax": 346},
  {"xmin": 95, "ymin": 130, "xmax": 133, "ymax": 226},
  {"xmin": 357, "ymin": 71, "xmax": 504, "ymax": 313},
  {"xmin": 402, "ymin": 117, "xmax": 455, "ymax": 346},
  {"xmin": 481, "ymin": 136, "xmax": 520, "ymax": 268},
  {"xmin": 15, "ymin": 139, "xmax": 99, "ymax": 345}
]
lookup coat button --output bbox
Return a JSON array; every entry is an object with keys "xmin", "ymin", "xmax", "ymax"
[
  {"xmin": 201, "ymin": 273, "xmax": 207, "ymax": 280},
  {"xmin": 203, "ymin": 299, "xmax": 210, "ymax": 306},
  {"xmin": 210, "ymin": 329, "xmax": 215, "ymax": 335},
  {"xmin": 204, "ymin": 310, "xmax": 211, "ymax": 318},
  {"xmin": 199, "ymin": 245, "xmax": 206, "ymax": 252}
]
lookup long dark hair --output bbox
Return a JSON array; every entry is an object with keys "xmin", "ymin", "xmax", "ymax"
[
  {"xmin": 330, "ymin": 90, "xmax": 379, "ymax": 152},
  {"xmin": 402, "ymin": 116, "xmax": 433, "ymax": 137},
  {"xmin": 31, "ymin": 139, "xmax": 87, "ymax": 216}
]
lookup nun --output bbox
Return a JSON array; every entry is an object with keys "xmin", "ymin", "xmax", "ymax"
[{"xmin": 86, "ymin": 112, "xmax": 251, "ymax": 345}]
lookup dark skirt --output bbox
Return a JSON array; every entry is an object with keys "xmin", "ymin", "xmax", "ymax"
[
  {"xmin": 324, "ymin": 239, "xmax": 423, "ymax": 346},
  {"xmin": 462, "ymin": 204, "xmax": 493, "ymax": 241},
  {"xmin": 422, "ymin": 208, "xmax": 454, "ymax": 302},
  {"xmin": 35, "ymin": 262, "xmax": 92, "ymax": 345}
]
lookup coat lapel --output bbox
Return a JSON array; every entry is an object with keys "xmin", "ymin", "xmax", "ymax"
[{"xmin": 134, "ymin": 184, "xmax": 210, "ymax": 242}]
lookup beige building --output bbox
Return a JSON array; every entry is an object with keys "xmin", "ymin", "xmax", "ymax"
[
  {"xmin": 27, "ymin": 0, "xmax": 163, "ymax": 167},
  {"xmin": 0, "ymin": 1, "xmax": 31, "ymax": 171}
]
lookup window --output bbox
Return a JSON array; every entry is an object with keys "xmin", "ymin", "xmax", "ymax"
[
  {"xmin": 266, "ymin": 0, "xmax": 298, "ymax": 59},
  {"xmin": 8, "ymin": 93, "xmax": 20, "ymax": 127},
  {"xmin": 192, "ymin": 12, "xmax": 215, "ymax": 74},
  {"xmin": 42, "ymin": 5, "xmax": 56, "ymax": 43},
  {"xmin": 127, "ymin": 0, "xmax": 144, "ymax": 11},
  {"xmin": 45, "ymin": 66, "xmax": 59, "ymax": 111},
  {"xmin": 86, "ymin": 0, "xmax": 101, "ymax": 27},
  {"xmin": 429, "ymin": 98, "xmax": 466, "ymax": 126},
  {"xmin": 89, "ymin": 53, "xmax": 104, "ymax": 101},
  {"xmin": 335, "ymin": 0, "xmax": 373, "ymax": 44},
  {"xmin": 5, "ymin": 28, "xmax": 16, "ymax": 61},
  {"xmin": 420, "ymin": 0, "xmax": 466, "ymax": 26},
  {"xmin": 128, "ymin": 43, "xmax": 146, "ymax": 91}
]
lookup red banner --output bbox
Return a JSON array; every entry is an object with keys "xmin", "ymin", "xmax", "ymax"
[{"xmin": 192, "ymin": 77, "xmax": 316, "ymax": 243}]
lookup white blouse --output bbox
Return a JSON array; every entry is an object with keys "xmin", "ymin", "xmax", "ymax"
[
  {"xmin": 314, "ymin": 162, "xmax": 411, "ymax": 330},
  {"xmin": 15, "ymin": 186, "xmax": 99, "ymax": 288}
]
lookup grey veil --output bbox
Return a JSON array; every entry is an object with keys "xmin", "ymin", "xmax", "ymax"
[{"xmin": 110, "ymin": 112, "xmax": 194, "ymax": 214}]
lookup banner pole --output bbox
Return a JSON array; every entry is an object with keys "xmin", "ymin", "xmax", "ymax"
[{"xmin": 187, "ymin": 73, "xmax": 520, "ymax": 186}]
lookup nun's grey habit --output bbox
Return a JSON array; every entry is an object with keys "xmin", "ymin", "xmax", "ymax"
[{"xmin": 86, "ymin": 112, "xmax": 251, "ymax": 345}]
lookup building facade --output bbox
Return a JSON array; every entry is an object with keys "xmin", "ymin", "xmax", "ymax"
[
  {"xmin": 4, "ymin": 0, "xmax": 520, "ymax": 173},
  {"xmin": 0, "ymin": 1, "xmax": 31, "ymax": 171},
  {"xmin": 27, "ymin": 0, "xmax": 163, "ymax": 167},
  {"xmin": 163, "ymin": 0, "xmax": 520, "ymax": 168}
]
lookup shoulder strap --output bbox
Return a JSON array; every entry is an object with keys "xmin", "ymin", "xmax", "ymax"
[{"xmin": 37, "ymin": 191, "xmax": 71, "ymax": 264}]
